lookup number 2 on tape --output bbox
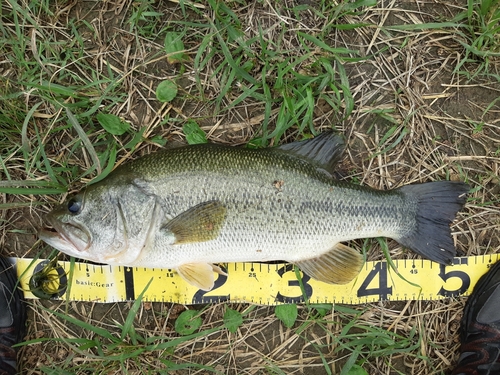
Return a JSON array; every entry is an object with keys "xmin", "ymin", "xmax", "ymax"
[{"xmin": 192, "ymin": 265, "xmax": 230, "ymax": 303}]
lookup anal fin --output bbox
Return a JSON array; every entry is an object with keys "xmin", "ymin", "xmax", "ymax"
[
  {"xmin": 295, "ymin": 243, "xmax": 364, "ymax": 285},
  {"xmin": 177, "ymin": 263, "xmax": 227, "ymax": 291}
]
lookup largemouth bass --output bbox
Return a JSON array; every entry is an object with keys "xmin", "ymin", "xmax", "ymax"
[{"xmin": 39, "ymin": 132, "xmax": 469, "ymax": 291}]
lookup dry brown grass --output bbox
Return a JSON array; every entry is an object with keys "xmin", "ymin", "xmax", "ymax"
[{"xmin": 1, "ymin": 0, "xmax": 499, "ymax": 374}]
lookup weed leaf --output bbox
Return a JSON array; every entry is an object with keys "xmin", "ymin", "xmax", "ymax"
[
  {"xmin": 344, "ymin": 364, "xmax": 368, "ymax": 375},
  {"xmin": 165, "ymin": 31, "xmax": 187, "ymax": 64},
  {"xmin": 175, "ymin": 310, "xmax": 202, "ymax": 335},
  {"xmin": 275, "ymin": 304, "xmax": 297, "ymax": 328},
  {"xmin": 156, "ymin": 80, "xmax": 178, "ymax": 102},
  {"xmin": 183, "ymin": 120, "xmax": 207, "ymax": 144},
  {"xmin": 96, "ymin": 113, "xmax": 130, "ymax": 135},
  {"xmin": 223, "ymin": 307, "xmax": 243, "ymax": 333},
  {"xmin": 150, "ymin": 134, "xmax": 167, "ymax": 146}
]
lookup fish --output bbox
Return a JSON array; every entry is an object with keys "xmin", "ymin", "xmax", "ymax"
[{"xmin": 39, "ymin": 132, "xmax": 469, "ymax": 291}]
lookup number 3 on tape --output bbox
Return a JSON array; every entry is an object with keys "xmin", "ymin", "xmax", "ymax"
[{"xmin": 274, "ymin": 264, "xmax": 312, "ymax": 304}]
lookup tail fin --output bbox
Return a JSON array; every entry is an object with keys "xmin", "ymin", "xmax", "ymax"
[{"xmin": 397, "ymin": 181, "xmax": 469, "ymax": 264}]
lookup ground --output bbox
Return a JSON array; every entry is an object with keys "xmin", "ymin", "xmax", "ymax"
[{"xmin": 0, "ymin": 0, "xmax": 500, "ymax": 374}]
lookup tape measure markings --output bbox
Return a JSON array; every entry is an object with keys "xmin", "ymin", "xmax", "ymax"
[
  {"xmin": 124, "ymin": 267, "xmax": 135, "ymax": 301},
  {"xmin": 14, "ymin": 254, "xmax": 500, "ymax": 305}
]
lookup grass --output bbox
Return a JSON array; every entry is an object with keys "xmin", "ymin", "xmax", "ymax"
[
  {"xmin": 452, "ymin": 0, "xmax": 500, "ymax": 79},
  {"xmin": 1, "ymin": 0, "xmax": 500, "ymax": 374}
]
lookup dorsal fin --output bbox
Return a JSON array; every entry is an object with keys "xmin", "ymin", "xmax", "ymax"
[{"xmin": 276, "ymin": 131, "xmax": 345, "ymax": 176}]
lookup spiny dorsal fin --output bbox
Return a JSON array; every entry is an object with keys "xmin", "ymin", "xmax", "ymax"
[
  {"xmin": 276, "ymin": 132, "xmax": 345, "ymax": 176},
  {"xmin": 164, "ymin": 201, "xmax": 227, "ymax": 244},
  {"xmin": 295, "ymin": 243, "xmax": 364, "ymax": 284}
]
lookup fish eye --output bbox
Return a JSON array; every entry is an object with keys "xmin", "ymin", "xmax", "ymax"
[{"xmin": 67, "ymin": 197, "xmax": 82, "ymax": 214}]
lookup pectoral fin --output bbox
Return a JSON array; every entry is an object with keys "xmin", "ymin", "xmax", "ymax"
[
  {"xmin": 164, "ymin": 201, "xmax": 227, "ymax": 244},
  {"xmin": 295, "ymin": 243, "xmax": 364, "ymax": 284},
  {"xmin": 177, "ymin": 263, "xmax": 227, "ymax": 291}
]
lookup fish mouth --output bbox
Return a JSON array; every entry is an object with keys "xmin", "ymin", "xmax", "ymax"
[{"xmin": 39, "ymin": 218, "xmax": 91, "ymax": 256}]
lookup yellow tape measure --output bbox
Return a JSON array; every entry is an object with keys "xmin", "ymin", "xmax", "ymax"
[{"xmin": 14, "ymin": 254, "xmax": 500, "ymax": 305}]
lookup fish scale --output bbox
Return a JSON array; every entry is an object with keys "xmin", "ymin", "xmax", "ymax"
[{"xmin": 39, "ymin": 132, "xmax": 469, "ymax": 291}]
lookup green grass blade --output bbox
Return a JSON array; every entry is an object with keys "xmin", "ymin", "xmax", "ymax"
[
  {"xmin": 21, "ymin": 102, "xmax": 42, "ymax": 154},
  {"xmin": 65, "ymin": 108, "xmax": 101, "ymax": 175},
  {"xmin": 386, "ymin": 22, "xmax": 465, "ymax": 30},
  {"xmin": 41, "ymin": 307, "xmax": 117, "ymax": 342},
  {"xmin": 298, "ymin": 31, "xmax": 359, "ymax": 56},
  {"xmin": 120, "ymin": 278, "xmax": 153, "ymax": 342}
]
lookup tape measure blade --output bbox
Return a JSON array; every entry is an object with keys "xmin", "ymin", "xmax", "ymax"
[{"xmin": 12, "ymin": 255, "xmax": 500, "ymax": 304}]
